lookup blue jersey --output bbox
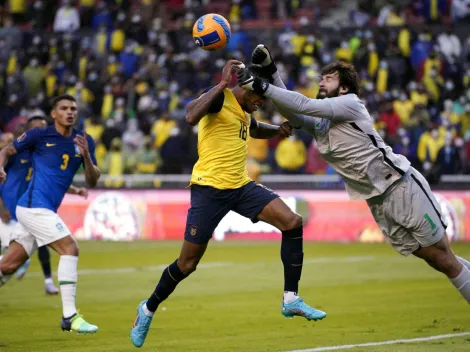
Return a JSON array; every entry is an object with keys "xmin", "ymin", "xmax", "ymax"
[
  {"xmin": 13, "ymin": 125, "xmax": 97, "ymax": 213},
  {"xmin": 0, "ymin": 150, "xmax": 33, "ymax": 220}
]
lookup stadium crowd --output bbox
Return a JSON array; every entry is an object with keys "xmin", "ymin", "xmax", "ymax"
[{"xmin": 0, "ymin": 0, "xmax": 469, "ymax": 184}]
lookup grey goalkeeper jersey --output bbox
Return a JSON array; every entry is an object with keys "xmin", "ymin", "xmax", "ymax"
[{"xmin": 264, "ymin": 85, "xmax": 411, "ymax": 200}]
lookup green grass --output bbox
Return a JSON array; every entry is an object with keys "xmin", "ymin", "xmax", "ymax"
[{"xmin": 1, "ymin": 241, "xmax": 470, "ymax": 352}]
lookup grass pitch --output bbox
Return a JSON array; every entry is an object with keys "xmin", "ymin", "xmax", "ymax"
[{"xmin": 1, "ymin": 241, "xmax": 469, "ymax": 352}]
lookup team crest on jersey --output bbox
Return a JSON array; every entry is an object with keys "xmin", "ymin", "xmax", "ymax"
[
  {"xmin": 74, "ymin": 144, "xmax": 81, "ymax": 155},
  {"xmin": 16, "ymin": 133, "xmax": 26, "ymax": 142},
  {"xmin": 190, "ymin": 225, "xmax": 198, "ymax": 237},
  {"xmin": 315, "ymin": 119, "xmax": 331, "ymax": 136}
]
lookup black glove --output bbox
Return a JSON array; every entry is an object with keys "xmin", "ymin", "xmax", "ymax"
[
  {"xmin": 237, "ymin": 68, "xmax": 270, "ymax": 96},
  {"xmin": 251, "ymin": 44, "xmax": 277, "ymax": 78}
]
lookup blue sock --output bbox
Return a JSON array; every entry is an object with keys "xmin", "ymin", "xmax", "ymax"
[
  {"xmin": 281, "ymin": 227, "xmax": 304, "ymax": 293},
  {"xmin": 146, "ymin": 260, "xmax": 187, "ymax": 312}
]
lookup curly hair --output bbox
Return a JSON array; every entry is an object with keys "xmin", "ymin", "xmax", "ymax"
[{"xmin": 320, "ymin": 61, "xmax": 361, "ymax": 95}]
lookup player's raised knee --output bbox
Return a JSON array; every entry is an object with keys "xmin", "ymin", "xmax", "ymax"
[
  {"xmin": 0, "ymin": 261, "xmax": 21, "ymax": 275},
  {"xmin": 177, "ymin": 259, "xmax": 199, "ymax": 275},
  {"xmin": 284, "ymin": 213, "xmax": 303, "ymax": 232}
]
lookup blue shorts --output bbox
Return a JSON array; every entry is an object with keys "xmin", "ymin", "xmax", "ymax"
[{"xmin": 184, "ymin": 181, "xmax": 279, "ymax": 244}]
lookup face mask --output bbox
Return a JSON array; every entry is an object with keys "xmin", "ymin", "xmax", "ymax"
[
  {"xmin": 30, "ymin": 59, "xmax": 39, "ymax": 67},
  {"xmin": 400, "ymin": 93, "xmax": 407, "ymax": 101},
  {"xmin": 158, "ymin": 91, "xmax": 169, "ymax": 100},
  {"xmin": 402, "ymin": 137, "xmax": 410, "ymax": 146},
  {"xmin": 445, "ymin": 81, "xmax": 454, "ymax": 90},
  {"xmin": 169, "ymin": 81, "xmax": 179, "ymax": 93},
  {"xmin": 431, "ymin": 129, "xmax": 439, "ymax": 138},
  {"xmin": 33, "ymin": 36, "xmax": 41, "ymax": 45},
  {"xmin": 88, "ymin": 72, "xmax": 98, "ymax": 81}
]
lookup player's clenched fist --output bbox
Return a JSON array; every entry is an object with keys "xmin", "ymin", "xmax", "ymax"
[
  {"xmin": 278, "ymin": 122, "xmax": 293, "ymax": 138},
  {"xmin": 74, "ymin": 131, "xmax": 90, "ymax": 156},
  {"xmin": 220, "ymin": 59, "xmax": 245, "ymax": 88}
]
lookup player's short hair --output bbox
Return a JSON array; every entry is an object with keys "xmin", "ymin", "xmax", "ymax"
[
  {"xmin": 51, "ymin": 94, "xmax": 76, "ymax": 111},
  {"xmin": 321, "ymin": 61, "xmax": 360, "ymax": 95}
]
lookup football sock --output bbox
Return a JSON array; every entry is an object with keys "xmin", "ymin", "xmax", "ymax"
[
  {"xmin": 58, "ymin": 255, "xmax": 78, "ymax": 318},
  {"xmin": 38, "ymin": 246, "xmax": 52, "ymax": 279},
  {"xmin": 281, "ymin": 226, "xmax": 304, "ymax": 301},
  {"xmin": 456, "ymin": 256, "xmax": 470, "ymax": 271},
  {"xmin": 449, "ymin": 265, "xmax": 470, "ymax": 303},
  {"xmin": 146, "ymin": 259, "xmax": 187, "ymax": 313},
  {"xmin": 283, "ymin": 291, "xmax": 299, "ymax": 304}
]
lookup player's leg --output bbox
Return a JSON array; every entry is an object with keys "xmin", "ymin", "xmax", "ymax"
[
  {"xmin": 16, "ymin": 206, "xmax": 97, "ymax": 333},
  {"xmin": 0, "ymin": 242, "xmax": 31, "ymax": 286},
  {"xmin": 37, "ymin": 246, "xmax": 59, "ymax": 295},
  {"xmin": 0, "ymin": 222, "xmax": 37, "ymax": 287},
  {"xmin": 412, "ymin": 234, "xmax": 470, "ymax": 303},
  {"xmin": 130, "ymin": 185, "xmax": 233, "ymax": 347},
  {"xmin": 234, "ymin": 182, "xmax": 326, "ymax": 321}
]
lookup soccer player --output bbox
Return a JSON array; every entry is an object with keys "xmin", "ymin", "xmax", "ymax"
[
  {"xmin": 0, "ymin": 116, "xmax": 89, "ymax": 293},
  {"xmin": 0, "ymin": 94, "xmax": 100, "ymax": 333},
  {"xmin": 130, "ymin": 60, "xmax": 326, "ymax": 348},
  {"xmin": 238, "ymin": 45, "xmax": 470, "ymax": 306}
]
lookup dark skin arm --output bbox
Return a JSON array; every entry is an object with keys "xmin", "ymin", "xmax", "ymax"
[
  {"xmin": 185, "ymin": 59, "xmax": 243, "ymax": 126},
  {"xmin": 249, "ymin": 121, "xmax": 293, "ymax": 139}
]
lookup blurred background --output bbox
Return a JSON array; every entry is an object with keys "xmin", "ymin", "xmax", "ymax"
[{"xmin": 0, "ymin": 0, "xmax": 469, "ymax": 242}]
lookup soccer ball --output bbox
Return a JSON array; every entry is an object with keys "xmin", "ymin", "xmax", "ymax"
[{"xmin": 192, "ymin": 14, "xmax": 231, "ymax": 51}]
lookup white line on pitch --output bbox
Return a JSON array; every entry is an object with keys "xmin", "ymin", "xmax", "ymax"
[
  {"xmin": 284, "ymin": 332, "xmax": 470, "ymax": 352},
  {"xmin": 25, "ymin": 255, "xmax": 376, "ymax": 278}
]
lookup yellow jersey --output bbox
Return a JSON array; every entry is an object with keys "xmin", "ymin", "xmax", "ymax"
[{"xmin": 190, "ymin": 88, "xmax": 251, "ymax": 189}]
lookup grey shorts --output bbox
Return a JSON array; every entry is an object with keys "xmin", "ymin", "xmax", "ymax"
[{"xmin": 367, "ymin": 168, "xmax": 447, "ymax": 256}]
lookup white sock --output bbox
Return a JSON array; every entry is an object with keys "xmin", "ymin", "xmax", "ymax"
[
  {"xmin": 44, "ymin": 277, "xmax": 54, "ymax": 285},
  {"xmin": 283, "ymin": 291, "xmax": 299, "ymax": 304},
  {"xmin": 449, "ymin": 265, "xmax": 470, "ymax": 304},
  {"xmin": 456, "ymin": 256, "xmax": 470, "ymax": 271},
  {"xmin": 58, "ymin": 255, "xmax": 78, "ymax": 318},
  {"xmin": 143, "ymin": 303, "xmax": 155, "ymax": 316}
]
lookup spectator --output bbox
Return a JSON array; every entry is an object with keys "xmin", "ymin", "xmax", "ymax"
[
  {"xmin": 54, "ymin": 0, "xmax": 80, "ymax": 33},
  {"xmin": 438, "ymin": 27, "xmax": 462, "ymax": 63},
  {"xmin": 275, "ymin": 134, "xmax": 307, "ymax": 174},
  {"xmin": 122, "ymin": 118, "xmax": 144, "ymax": 153},
  {"xmin": 151, "ymin": 111, "xmax": 176, "ymax": 148},
  {"xmin": 102, "ymin": 137, "xmax": 124, "ymax": 188},
  {"xmin": 436, "ymin": 132, "xmax": 462, "ymax": 175},
  {"xmin": 23, "ymin": 58, "xmax": 46, "ymax": 98},
  {"xmin": 135, "ymin": 137, "xmax": 161, "ymax": 174},
  {"xmin": 159, "ymin": 124, "xmax": 187, "ymax": 174}
]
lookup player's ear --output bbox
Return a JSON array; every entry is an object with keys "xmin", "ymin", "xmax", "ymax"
[{"xmin": 339, "ymin": 85, "xmax": 349, "ymax": 95}]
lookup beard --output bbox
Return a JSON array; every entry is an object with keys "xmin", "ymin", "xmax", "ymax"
[{"xmin": 316, "ymin": 86, "xmax": 340, "ymax": 99}]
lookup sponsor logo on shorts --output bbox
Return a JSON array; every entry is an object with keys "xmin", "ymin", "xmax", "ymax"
[{"xmin": 190, "ymin": 225, "xmax": 198, "ymax": 237}]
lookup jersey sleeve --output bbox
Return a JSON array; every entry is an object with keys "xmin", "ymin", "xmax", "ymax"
[
  {"xmin": 202, "ymin": 86, "xmax": 225, "ymax": 114},
  {"xmin": 86, "ymin": 134, "xmax": 98, "ymax": 166},
  {"xmin": 12, "ymin": 127, "xmax": 45, "ymax": 153},
  {"xmin": 264, "ymin": 85, "xmax": 365, "ymax": 122},
  {"xmin": 249, "ymin": 116, "xmax": 259, "ymax": 131}
]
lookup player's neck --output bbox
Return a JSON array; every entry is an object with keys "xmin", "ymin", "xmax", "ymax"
[{"xmin": 55, "ymin": 124, "xmax": 73, "ymax": 137}]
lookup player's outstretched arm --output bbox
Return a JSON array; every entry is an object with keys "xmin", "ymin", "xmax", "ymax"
[
  {"xmin": 251, "ymin": 44, "xmax": 316, "ymax": 131},
  {"xmin": 0, "ymin": 144, "xmax": 17, "ymax": 184},
  {"xmin": 250, "ymin": 118, "xmax": 293, "ymax": 139},
  {"xmin": 186, "ymin": 59, "xmax": 243, "ymax": 126}
]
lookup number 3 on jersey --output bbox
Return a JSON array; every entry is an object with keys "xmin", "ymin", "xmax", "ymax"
[
  {"xmin": 239, "ymin": 122, "xmax": 248, "ymax": 141},
  {"xmin": 60, "ymin": 154, "xmax": 69, "ymax": 170}
]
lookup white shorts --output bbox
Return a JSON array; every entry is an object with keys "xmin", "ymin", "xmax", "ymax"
[
  {"xmin": 10, "ymin": 206, "xmax": 71, "ymax": 256},
  {"xmin": 0, "ymin": 219, "xmax": 16, "ymax": 249}
]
